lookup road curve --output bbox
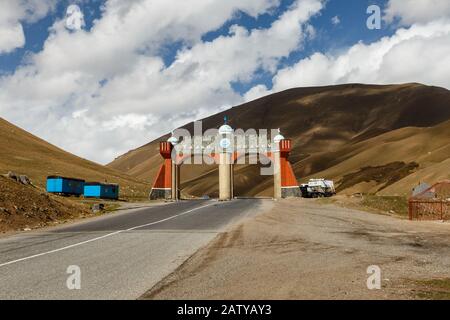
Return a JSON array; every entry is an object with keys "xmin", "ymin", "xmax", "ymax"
[{"xmin": 0, "ymin": 199, "xmax": 264, "ymax": 300}]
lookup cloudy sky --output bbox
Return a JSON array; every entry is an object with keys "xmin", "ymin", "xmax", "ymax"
[{"xmin": 0, "ymin": 0, "xmax": 449, "ymax": 164}]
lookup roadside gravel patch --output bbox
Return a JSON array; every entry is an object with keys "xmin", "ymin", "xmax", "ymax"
[{"xmin": 143, "ymin": 198, "xmax": 450, "ymax": 300}]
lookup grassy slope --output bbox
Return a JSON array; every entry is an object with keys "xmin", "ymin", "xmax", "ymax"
[
  {"xmin": 108, "ymin": 83, "xmax": 450, "ymax": 197},
  {"xmin": 0, "ymin": 118, "xmax": 150, "ymax": 199}
]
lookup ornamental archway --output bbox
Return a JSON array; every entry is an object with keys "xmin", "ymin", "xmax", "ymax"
[{"xmin": 149, "ymin": 122, "xmax": 301, "ymax": 201}]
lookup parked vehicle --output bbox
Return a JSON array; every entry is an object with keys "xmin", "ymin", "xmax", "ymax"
[{"xmin": 301, "ymin": 179, "xmax": 336, "ymax": 198}]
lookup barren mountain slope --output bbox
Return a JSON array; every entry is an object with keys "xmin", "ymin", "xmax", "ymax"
[
  {"xmin": 108, "ymin": 83, "xmax": 450, "ymax": 197},
  {"xmin": 0, "ymin": 175, "xmax": 92, "ymax": 233},
  {"xmin": 0, "ymin": 118, "xmax": 150, "ymax": 199}
]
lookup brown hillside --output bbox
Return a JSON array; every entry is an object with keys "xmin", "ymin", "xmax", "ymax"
[
  {"xmin": 0, "ymin": 117, "xmax": 150, "ymax": 199},
  {"xmin": 0, "ymin": 175, "xmax": 91, "ymax": 233},
  {"xmin": 108, "ymin": 83, "xmax": 450, "ymax": 197}
]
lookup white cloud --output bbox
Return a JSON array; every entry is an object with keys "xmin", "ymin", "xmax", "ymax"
[
  {"xmin": 244, "ymin": 84, "xmax": 271, "ymax": 102},
  {"xmin": 0, "ymin": 22, "xmax": 25, "ymax": 54},
  {"xmin": 0, "ymin": 0, "xmax": 56, "ymax": 53},
  {"xmin": 65, "ymin": 4, "xmax": 85, "ymax": 31},
  {"xmin": 0, "ymin": 0, "xmax": 324, "ymax": 164},
  {"xmin": 331, "ymin": 15, "xmax": 340, "ymax": 25},
  {"xmin": 251, "ymin": 20, "xmax": 450, "ymax": 94},
  {"xmin": 385, "ymin": 0, "xmax": 450, "ymax": 25}
]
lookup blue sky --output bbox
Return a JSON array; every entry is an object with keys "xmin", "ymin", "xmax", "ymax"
[
  {"xmin": 0, "ymin": 0, "xmax": 449, "ymax": 163},
  {"xmin": 0, "ymin": 0, "xmax": 101, "ymax": 74},
  {"xmin": 0, "ymin": 0, "xmax": 392, "ymax": 91}
]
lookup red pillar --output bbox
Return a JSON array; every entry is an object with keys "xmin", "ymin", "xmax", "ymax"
[
  {"xmin": 279, "ymin": 139, "xmax": 301, "ymax": 198},
  {"xmin": 149, "ymin": 142, "xmax": 173, "ymax": 200}
]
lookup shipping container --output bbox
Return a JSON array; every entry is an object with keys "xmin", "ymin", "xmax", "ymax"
[
  {"xmin": 46, "ymin": 176, "xmax": 85, "ymax": 196},
  {"xmin": 84, "ymin": 182, "xmax": 119, "ymax": 200}
]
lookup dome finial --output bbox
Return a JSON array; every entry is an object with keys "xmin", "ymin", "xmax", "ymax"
[
  {"xmin": 167, "ymin": 132, "xmax": 179, "ymax": 146},
  {"xmin": 218, "ymin": 117, "xmax": 233, "ymax": 135},
  {"xmin": 274, "ymin": 129, "xmax": 285, "ymax": 143}
]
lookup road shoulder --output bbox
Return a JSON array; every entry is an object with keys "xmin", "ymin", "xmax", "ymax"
[{"xmin": 142, "ymin": 198, "xmax": 450, "ymax": 300}]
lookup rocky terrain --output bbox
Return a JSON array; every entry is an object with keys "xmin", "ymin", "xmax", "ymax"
[{"xmin": 0, "ymin": 174, "xmax": 91, "ymax": 233}]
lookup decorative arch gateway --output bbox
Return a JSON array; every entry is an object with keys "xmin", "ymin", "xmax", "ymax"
[{"xmin": 149, "ymin": 123, "xmax": 301, "ymax": 201}]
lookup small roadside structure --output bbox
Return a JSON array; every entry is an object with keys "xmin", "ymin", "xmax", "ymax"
[
  {"xmin": 46, "ymin": 176, "xmax": 85, "ymax": 196},
  {"xmin": 412, "ymin": 182, "xmax": 431, "ymax": 197},
  {"xmin": 409, "ymin": 180, "xmax": 450, "ymax": 221},
  {"xmin": 84, "ymin": 182, "xmax": 119, "ymax": 200}
]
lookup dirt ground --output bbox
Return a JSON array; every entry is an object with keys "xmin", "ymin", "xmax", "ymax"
[
  {"xmin": 143, "ymin": 198, "xmax": 450, "ymax": 300},
  {"xmin": 0, "ymin": 175, "xmax": 93, "ymax": 233},
  {"xmin": 0, "ymin": 173, "xmax": 167, "ymax": 234}
]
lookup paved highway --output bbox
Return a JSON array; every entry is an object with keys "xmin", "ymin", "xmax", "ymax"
[{"xmin": 0, "ymin": 199, "xmax": 264, "ymax": 299}]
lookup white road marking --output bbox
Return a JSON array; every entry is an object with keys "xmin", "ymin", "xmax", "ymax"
[{"xmin": 0, "ymin": 202, "xmax": 218, "ymax": 268}]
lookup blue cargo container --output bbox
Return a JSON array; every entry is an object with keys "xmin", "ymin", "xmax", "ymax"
[
  {"xmin": 46, "ymin": 176, "xmax": 85, "ymax": 196},
  {"xmin": 84, "ymin": 182, "xmax": 119, "ymax": 200}
]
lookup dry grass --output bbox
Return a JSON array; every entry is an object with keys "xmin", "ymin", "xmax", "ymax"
[
  {"xmin": 360, "ymin": 195, "xmax": 409, "ymax": 217},
  {"xmin": 316, "ymin": 194, "xmax": 409, "ymax": 218},
  {"xmin": 336, "ymin": 162, "xmax": 419, "ymax": 193},
  {"xmin": 408, "ymin": 278, "xmax": 450, "ymax": 300}
]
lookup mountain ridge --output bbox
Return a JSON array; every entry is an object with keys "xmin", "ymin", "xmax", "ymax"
[{"xmin": 108, "ymin": 83, "xmax": 450, "ymax": 197}]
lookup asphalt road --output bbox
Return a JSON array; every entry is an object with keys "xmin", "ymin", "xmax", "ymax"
[{"xmin": 0, "ymin": 199, "xmax": 263, "ymax": 300}]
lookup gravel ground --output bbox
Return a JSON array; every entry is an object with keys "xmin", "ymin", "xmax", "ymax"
[{"xmin": 143, "ymin": 198, "xmax": 450, "ymax": 300}]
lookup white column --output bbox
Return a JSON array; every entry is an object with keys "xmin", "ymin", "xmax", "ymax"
[
  {"xmin": 230, "ymin": 164, "xmax": 234, "ymax": 199},
  {"xmin": 219, "ymin": 152, "xmax": 232, "ymax": 201},
  {"xmin": 273, "ymin": 148, "xmax": 282, "ymax": 199},
  {"xmin": 171, "ymin": 162, "xmax": 178, "ymax": 201},
  {"xmin": 176, "ymin": 164, "xmax": 180, "ymax": 200}
]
